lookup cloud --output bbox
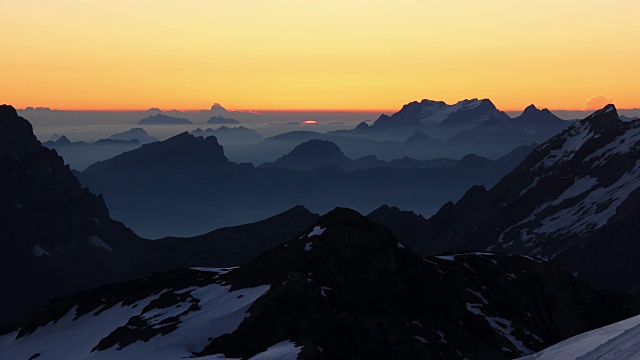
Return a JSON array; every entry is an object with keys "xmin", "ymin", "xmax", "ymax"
[{"xmin": 584, "ymin": 95, "xmax": 614, "ymax": 110}]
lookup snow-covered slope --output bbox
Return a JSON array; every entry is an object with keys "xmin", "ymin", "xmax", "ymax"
[
  {"xmin": 3, "ymin": 208, "xmax": 637, "ymax": 360},
  {"xmin": 375, "ymin": 104, "xmax": 640, "ymax": 297},
  {"xmin": 517, "ymin": 314, "xmax": 640, "ymax": 360},
  {"xmin": 0, "ymin": 268, "xmax": 270, "ymax": 360}
]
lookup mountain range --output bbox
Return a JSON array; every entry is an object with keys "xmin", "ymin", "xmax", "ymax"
[
  {"xmin": 370, "ymin": 104, "xmax": 640, "ymax": 298},
  {"xmin": 223, "ymin": 100, "xmax": 569, "ymax": 165},
  {"xmin": 2, "ymin": 208, "xmax": 636, "ymax": 359},
  {"xmin": 4, "ymin": 102, "xmax": 640, "ymax": 358},
  {"xmin": 0, "ymin": 105, "xmax": 318, "ymax": 326},
  {"xmin": 78, "ymin": 131, "xmax": 531, "ymax": 238}
]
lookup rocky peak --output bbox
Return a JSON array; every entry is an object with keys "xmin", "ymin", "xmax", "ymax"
[
  {"xmin": 84, "ymin": 132, "xmax": 229, "ymax": 173},
  {"xmin": 0, "ymin": 104, "xmax": 39, "ymax": 155}
]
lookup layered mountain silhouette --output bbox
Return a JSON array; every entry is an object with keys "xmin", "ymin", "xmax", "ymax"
[
  {"xmin": 206, "ymin": 114, "xmax": 240, "ymax": 125},
  {"xmin": 2, "ymin": 208, "xmax": 636, "ymax": 359},
  {"xmin": 370, "ymin": 105, "xmax": 640, "ymax": 297},
  {"xmin": 108, "ymin": 128, "xmax": 159, "ymax": 144},
  {"xmin": 226, "ymin": 99, "xmax": 569, "ymax": 165},
  {"xmin": 43, "ymin": 136, "xmax": 142, "ymax": 171},
  {"xmin": 78, "ymin": 131, "xmax": 531, "ymax": 238},
  {"xmin": 261, "ymin": 138, "xmax": 534, "ymax": 172},
  {"xmin": 137, "ymin": 114, "xmax": 193, "ymax": 125},
  {"xmin": 191, "ymin": 125, "xmax": 262, "ymax": 145},
  {"xmin": 0, "ymin": 104, "xmax": 318, "ymax": 326}
]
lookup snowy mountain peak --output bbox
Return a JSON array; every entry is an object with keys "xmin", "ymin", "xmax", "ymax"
[{"xmin": 400, "ymin": 105, "xmax": 640, "ymax": 298}]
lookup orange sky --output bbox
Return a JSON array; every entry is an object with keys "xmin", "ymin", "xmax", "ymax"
[{"xmin": 2, "ymin": 1, "xmax": 639, "ymax": 112}]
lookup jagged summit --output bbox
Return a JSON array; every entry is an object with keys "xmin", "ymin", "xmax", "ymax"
[
  {"xmin": 0, "ymin": 104, "xmax": 39, "ymax": 154},
  {"xmin": 373, "ymin": 105, "xmax": 640, "ymax": 297},
  {"xmin": 585, "ymin": 103, "xmax": 618, "ymax": 121},
  {"xmin": 84, "ymin": 132, "xmax": 229, "ymax": 173}
]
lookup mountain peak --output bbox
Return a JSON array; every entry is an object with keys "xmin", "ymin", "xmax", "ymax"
[
  {"xmin": 587, "ymin": 104, "xmax": 618, "ymax": 121},
  {"xmin": 0, "ymin": 104, "xmax": 39, "ymax": 155},
  {"xmin": 211, "ymin": 103, "xmax": 227, "ymax": 111},
  {"xmin": 523, "ymin": 104, "xmax": 539, "ymax": 113},
  {"xmin": 267, "ymin": 139, "xmax": 348, "ymax": 170}
]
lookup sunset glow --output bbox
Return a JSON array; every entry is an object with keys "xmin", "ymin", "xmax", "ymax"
[{"xmin": 2, "ymin": 1, "xmax": 639, "ymax": 112}]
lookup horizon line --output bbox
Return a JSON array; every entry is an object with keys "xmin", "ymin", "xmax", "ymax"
[{"xmin": 17, "ymin": 106, "xmax": 639, "ymax": 113}]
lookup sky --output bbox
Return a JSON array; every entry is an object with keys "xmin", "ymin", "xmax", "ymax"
[{"xmin": 2, "ymin": 0, "xmax": 639, "ymax": 112}]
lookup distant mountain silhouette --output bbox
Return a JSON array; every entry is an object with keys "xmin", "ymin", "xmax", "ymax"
[
  {"xmin": 191, "ymin": 126, "xmax": 262, "ymax": 145},
  {"xmin": 261, "ymin": 139, "xmax": 350, "ymax": 170},
  {"xmin": 137, "ymin": 114, "xmax": 193, "ymax": 125},
  {"xmin": 206, "ymin": 115, "xmax": 240, "ymax": 125},
  {"xmin": 84, "ymin": 132, "xmax": 229, "ymax": 173},
  {"xmin": 109, "ymin": 128, "xmax": 159, "ymax": 144},
  {"xmin": 260, "ymin": 139, "xmax": 534, "ymax": 172},
  {"xmin": 79, "ymin": 132, "xmax": 533, "ymax": 238},
  {"xmin": 42, "ymin": 136, "xmax": 141, "ymax": 171}
]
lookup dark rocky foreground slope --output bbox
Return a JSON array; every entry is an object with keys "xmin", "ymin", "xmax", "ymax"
[
  {"xmin": 2, "ymin": 208, "xmax": 636, "ymax": 359},
  {"xmin": 0, "ymin": 104, "xmax": 318, "ymax": 326},
  {"xmin": 370, "ymin": 105, "xmax": 640, "ymax": 297}
]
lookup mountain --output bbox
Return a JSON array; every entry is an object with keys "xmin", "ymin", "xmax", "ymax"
[
  {"xmin": 206, "ymin": 115, "xmax": 240, "ymax": 125},
  {"xmin": 84, "ymin": 132, "xmax": 230, "ymax": 173},
  {"xmin": 78, "ymin": 132, "xmax": 530, "ymax": 238},
  {"xmin": 191, "ymin": 126, "xmax": 262, "ymax": 145},
  {"xmin": 261, "ymin": 139, "xmax": 535, "ymax": 172},
  {"xmin": 261, "ymin": 139, "xmax": 351, "ymax": 170},
  {"xmin": 0, "ymin": 104, "xmax": 321, "ymax": 326},
  {"xmin": 339, "ymin": 98, "xmax": 510, "ymax": 141},
  {"xmin": 1, "ymin": 208, "xmax": 637, "ymax": 359},
  {"xmin": 371, "ymin": 105, "xmax": 640, "ymax": 297},
  {"xmin": 0, "ymin": 105, "xmax": 149, "ymax": 325},
  {"xmin": 514, "ymin": 104, "xmax": 567, "ymax": 129},
  {"xmin": 109, "ymin": 128, "xmax": 159, "ymax": 144},
  {"xmin": 148, "ymin": 205, "xmax": 319, "ymax": 269},
  {"xmin": 42, "ymin": 136, "xmax": 142, "ymax": 171},
  {"xmin": 137, "ymin": 114, "xmax": 193, "ymax": 125}
]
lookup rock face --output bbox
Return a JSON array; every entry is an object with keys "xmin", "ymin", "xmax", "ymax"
[
  {"xmin": 2, "ymin": 208, "xmax": 637, "ymax": 359},
  {"xmin": 372, "ymin": 105, "xmax": 640, "ymax": 297},
  {"xmin": 0, "ymin": 105, "xmax": 147, "ymax": 325},
  {"xmin": 84, "ymin": 132, "xmax": 229, "ymax": 173},
  {"xmin": 0, "ymin": 105, "xmax": 320, "ymax": 326}
]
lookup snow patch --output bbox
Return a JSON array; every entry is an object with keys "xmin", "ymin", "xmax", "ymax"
[
  {"xmin": 304, "ymin": 242, "xmax": 313, "ymax": 252},
  {"xmin": 307, "ymin": 226, "xmax": 325, "ymax": 238},
  {"xmin": 87, "ymin": 236, "xmax": 113, "ymax": 252},
  {"xmin": 534, "ymin": 121, "xmax": 594, "ymax": 171},
  {"xmin": 247, "ymin": 340, "xmax": 302, "ymax": 360},
  {"xmin": 0, "ymin": 284, "xmax": 270, "ymax": 360},
  {"xmin": 414, "ymin": 336, "xmax": 428, "ymax": 344},
  {"xmin": 517, "ymin": 314, "xmax": 640, "ymax": 360},
  {"xmin": 500, "ymin": 160, "xmax": 640, "ymax": 257},
  {"xmin": 32, "ymin": 244, "xmax": 50, "ymax": 257}
]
